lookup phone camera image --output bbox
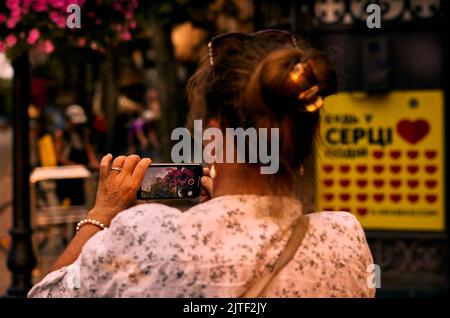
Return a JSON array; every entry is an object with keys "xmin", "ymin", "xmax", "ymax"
[{"xmin": 139, "ymin": 165, "xmax": 201, "ymax": 200}]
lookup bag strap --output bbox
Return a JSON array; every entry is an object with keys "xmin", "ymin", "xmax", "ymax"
[{"xmin": 241, "ymin": 216, "xmax": 309, "ymax": 298}]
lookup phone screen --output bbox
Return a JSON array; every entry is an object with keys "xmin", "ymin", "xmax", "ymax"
[{"xmin": 137, "ymin": 164, "xmax": 203, "ymax": 200}]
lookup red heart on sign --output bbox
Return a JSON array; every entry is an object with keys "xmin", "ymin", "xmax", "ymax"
[
  {"xmin": 324, "ymin": 179, "xmax": 334, "ymax": 187},
  {"xmin": 323, "ymin": 165, "xmax": 333, "ymax": 173},
  {"xmin": 408, "ymin": 180, "xmax": 419, "ymax": 188},
  {"xmin": 357, "ymin": 165, "xmax": 368, "ymax": 173},
  {"xmin": 323, "ymin": 207, "xmax": 334, "ymax": 211},
  {"xmin": 373, "ymin": 194, "xmax": 385, "ymax": 202},
  {"xmin": 390, "ymin": 180, "xmax": 401, "ymax": 188},
  {"xmin": 390, "ymin": 194, "xmax": 401, "ymax": 202},
  {"xmin": 373, "ymin": 179, "xmax": 384, "ymax": 188},
  {"xmin": 357, "ymin": 193, "xmax": 368, "ymax": 202},
  {"xmin": 396, "ymin": 119, "xmax": 430, "ymax": 144},
  {"xmin": 340, "ymin": 193, "xmax": 351, "ymax": 201},
  {"xmin": 389, "ymin": 150, "xmax": 401, "ymax": 159},
  {"xmin": 357, "ymin": 179, "xmax": 368, "ymax": 187},
  {"xmin": 373, "ymin": 150, "xmax": 384, "ymax": 159},
  {"xmin": 323, "ymin": 193, "xmax": 334, "ymax": 201},
  {"xmin": 425, "ymin": 180, "xmax": 437, "ymax": 188},
  {"xmin": 357, "ymin": 208, "xmax": 368, "ymax": 216},
  {"xmin": 407, "ymin": 165, "xmax": 419, "ymax": 173},
  {"xmin": 390, "ymin": 165, "xmax": 401, "ymax": 173},
  {"xmin": 340, "ymin": 165, "xmax": 350, "ymax": 173},
  {"xmin": 340, "ymin": 179, "xmax": 350, "ymax": 187},
  {"xmin": 425, "ymin": 165, "xmax": 437, "ymax": 174},
  {"xmin": 425, "ymin": 195, "xmax": 437, "ymax": 203},
  {"xmin": 340, "ymin": 207, "xmax": 351, "ymax": 212},
  {"xmin": 425, "ymin": 150, "xmax": 437, "ymax": 159},
  {"xmin": 407, "ymin": 194, "xmax": 419, "ymax": 203},
  {"xmin": 407, "ymin": 151, "xmax": 418, "ymax": 159},
  {"xmin": 373, "ymin": 165, "xmax": 384, "ymax": 173}
]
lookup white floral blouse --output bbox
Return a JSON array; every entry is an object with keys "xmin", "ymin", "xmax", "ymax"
[{"xmin": 28, "ymin": 195, "xmax": 375, "ymax": 298}]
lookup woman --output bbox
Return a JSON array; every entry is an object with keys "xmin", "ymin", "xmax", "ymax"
[{"xmin": 29, "ymin": 30, "xmax": 375, "ymax": 298}]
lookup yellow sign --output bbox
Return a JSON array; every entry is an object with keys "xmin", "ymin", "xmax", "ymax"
[{"xmin": 316, "ymin": 90, "xmax": 445, "ymax": 231}]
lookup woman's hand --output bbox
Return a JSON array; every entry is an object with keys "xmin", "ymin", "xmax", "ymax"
[
  {"xmin": 88, "ymin": 154, "xmax": 152, "ymax": 226},
  {"xmin": 200, "ymin": 167, "xmax": 213, "ymax": 203},
  {"xmin": 49, "ymin": 154, "xmax": 151, "ymax": 272}
]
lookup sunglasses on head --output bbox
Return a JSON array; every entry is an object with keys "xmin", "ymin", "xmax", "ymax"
[{"xmin": 208, "ymin": 29, "xmax": 297, "ymax": 67}]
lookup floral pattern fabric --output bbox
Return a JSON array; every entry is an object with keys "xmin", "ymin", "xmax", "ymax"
[{"xmin": 28, "ymin": 195, "xmax": 375, "ymax": 298}]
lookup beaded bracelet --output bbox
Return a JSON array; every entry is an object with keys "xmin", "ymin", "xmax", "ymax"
[{"xmin": 76, "ymin": 218, "xmax": 108, "ymax": 233}]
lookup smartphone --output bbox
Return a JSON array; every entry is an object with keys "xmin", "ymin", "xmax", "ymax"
[{"xmin": 137, "ymin": 163, "xmax": 203, "ymax": 200}]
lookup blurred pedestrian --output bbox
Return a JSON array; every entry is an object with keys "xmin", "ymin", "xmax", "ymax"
[
  {"xmin": 54, "ymin": 104, "xmax": 99, "ymax": 169},
  {"xmin": 54, "ymin": 104, "xmax": 99, "ymax": 205}
]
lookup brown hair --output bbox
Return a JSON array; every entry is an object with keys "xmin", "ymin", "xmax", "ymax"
[{"xmin": 187, "ymin": 33, "xmax": 337, "ymax": 176}]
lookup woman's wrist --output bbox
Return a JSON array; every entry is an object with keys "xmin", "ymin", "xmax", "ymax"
[{"xmin": 86, "ymin": 208, "xmax": 115, "ymax": 227}]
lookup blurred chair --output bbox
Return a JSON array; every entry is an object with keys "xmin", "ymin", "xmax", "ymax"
[
  {"xmin": 30, "ymin": 165, "xmax": 95, "ymax": 259},
  {"xmin": 30, "ymin": 165, "xmax": 95, "ymax": 226}
]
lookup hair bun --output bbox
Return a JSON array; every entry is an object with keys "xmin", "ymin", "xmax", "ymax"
[{"xmin": 243, "ymin": 47, "xmax": 337, "ymax": 116}]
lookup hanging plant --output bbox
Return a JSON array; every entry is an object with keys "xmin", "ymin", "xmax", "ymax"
[{"xmin": 0, "ymin": 0, "xmax": 140, "ymax": 60}]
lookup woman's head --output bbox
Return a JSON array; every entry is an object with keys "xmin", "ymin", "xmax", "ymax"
[{"xmin": 187, "ymin": 30, "xmax": 337, "ymax": 176}]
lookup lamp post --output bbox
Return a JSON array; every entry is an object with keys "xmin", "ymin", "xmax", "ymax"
[{"xmin": 6, "ymin": 52, "xmax": 37, "ymax": 297}]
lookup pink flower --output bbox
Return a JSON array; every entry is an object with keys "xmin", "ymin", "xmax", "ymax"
[
  {"xmin": 22, "ymin": 0, "xmax": 33, "ymax": 9},
  {"xmin": 5, "ymin": 34, "xmax": 17, "ymax": 47},
  {"xmin": 6, "ymin": 0, "xmax": 20, "ymax": 10},
  {"xmin": 49, "ymin": 11, "xmax": 60, "ymax": 23},
  {"xmin": 50, "ymin": 0, "xmax": 65, "ymax": 9},
  {"xmin": 32, "ymin": 0, "xmax": 47, "ymax": 12},
  {"xmin": 0, "ymin": 42, "xmax": 5, "ymax": 53},
  {"xmin": 49, "ymin": 11, "xmax": 66, "ymax": 28},
  {"xmin": 10, "ymin": 7, "xmax": 21, "ymax": 18},
  {"xmin": 43, "ymin": 40, "xmax": 54, "ymax": 54},
  {"xmin": 56, "ymin": 18, "xmax": 66, "ymax": 28},
  {"xmin": 90, "ymin": 42, "xmax": 98, "ymax": 50},
  {"xmin": 129, "ymin": 20, "xmax": 137, "ymax": 29},
  {"xmin": 6, "ymin": 18, "xmax": 17, "ymax": 29},
  {"xmin": 0, "ymin": 14, "xmax": 7, "ymax": 24},
  {"xmin": 27, "ymin": 28, "xmax": 40, "ymax": 45},
  {"xmin": 121, "ymin": 31, "xmax": 132, "ymax": 41}
]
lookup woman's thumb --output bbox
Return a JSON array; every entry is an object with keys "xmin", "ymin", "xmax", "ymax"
[{"xmin": 201, "ymin": 176, "xmax": 213, "ymax": 195}]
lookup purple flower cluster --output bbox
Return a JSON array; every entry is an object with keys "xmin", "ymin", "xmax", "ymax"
[{"xmin": 163, "ymin": 168, "xmax": 195, "ymax": 188}]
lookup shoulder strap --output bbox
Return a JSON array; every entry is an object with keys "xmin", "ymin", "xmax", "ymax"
[{"xmin": 241, "ymin": 216, "xmax": 309, "ymax": 298}]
